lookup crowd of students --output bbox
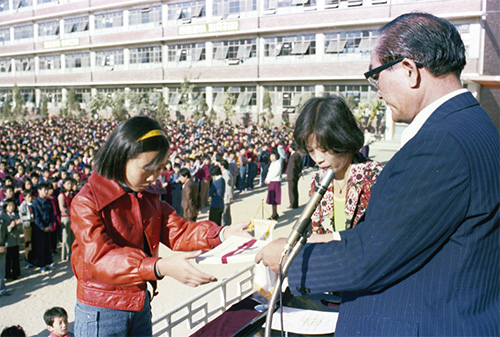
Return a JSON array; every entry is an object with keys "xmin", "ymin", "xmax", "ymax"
[{"xmin": 0, "ymin": 117, "xmax": 306, "ymax": 296}]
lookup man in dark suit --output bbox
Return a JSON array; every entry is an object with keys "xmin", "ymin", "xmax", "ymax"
[
  {"xmin": 286, "ymin": 142, "xmax": 302, "ymax": 209},
  {"xmin": 256, "ymin": 13, "xmax": 499, "ymax": 336},
  {"xmin": 179, "ymin": 168, "xmax": 200, "ymax": 221}
]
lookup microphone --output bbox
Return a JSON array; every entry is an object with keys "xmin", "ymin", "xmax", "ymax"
[{"xmin": 286, "ymin": 168, "xmax": 335, "ymax": 248}]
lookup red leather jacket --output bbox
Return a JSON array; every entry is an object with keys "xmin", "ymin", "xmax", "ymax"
[{"xmin": 70, "ymin": 171, "xmax": 222, "ymax": 311}]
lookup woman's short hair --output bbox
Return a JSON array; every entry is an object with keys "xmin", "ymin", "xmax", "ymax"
[
  {"xmin": 294, "ymin": 95, "xmax": 363, "ymax": 155},
  {"xmin": 270, "ymin": 148, "xmax": 280, "ymax": 160},
  {"xmin": 94, "ymin": 116, "xmax": 169, "ymax": 183}
]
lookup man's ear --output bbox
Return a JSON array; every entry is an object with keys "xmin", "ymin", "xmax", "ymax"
[
  {"xmin": 401, "ymin": 58, "xmax": 421, "ymax": 88},
  {"xmin": 47, "ymin": 325, "xmax": 54, "ymax": 333}
]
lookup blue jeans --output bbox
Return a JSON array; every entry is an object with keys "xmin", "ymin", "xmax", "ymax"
[{"xmin": 75, "ymin": 291, "xmax": 152, "ymax": 337}]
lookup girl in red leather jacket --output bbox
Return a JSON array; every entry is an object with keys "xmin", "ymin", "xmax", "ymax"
[{"xmin": 70, "ymin": 116, "xmax": 249, "ymax": 337}]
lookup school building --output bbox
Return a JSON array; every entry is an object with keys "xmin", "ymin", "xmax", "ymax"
[{"xmin": 0, "ymin": 0, "xmax": 498, "ymax": 138}]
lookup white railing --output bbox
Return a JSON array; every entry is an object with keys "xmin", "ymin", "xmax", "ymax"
[{"xmin": 152, "ymin": 264, "xmax": 255, "ymax": 337}]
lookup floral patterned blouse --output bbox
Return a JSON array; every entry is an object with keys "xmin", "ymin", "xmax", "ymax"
[{"xmin": 309, "ymin": 155, "xmax": 384, "ymax": 233}]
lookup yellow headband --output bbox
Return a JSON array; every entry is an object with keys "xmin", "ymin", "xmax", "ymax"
[{"xmin": 136, "ymin": 129, "xmax": 165, "ymax": 142}]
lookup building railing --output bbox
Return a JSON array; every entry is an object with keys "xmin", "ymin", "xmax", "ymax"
[{"xmin": 152, "ymin": 264, "xmax": 256, "ymax": 337}]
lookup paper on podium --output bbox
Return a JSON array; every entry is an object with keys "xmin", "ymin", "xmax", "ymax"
[
  {"xmin": 196, "ymin": 236, "xmax": 268, "ymax": 264},
  {"xmin": 267, "ymin": 306, "xmax": 338, "ymax": 334}
]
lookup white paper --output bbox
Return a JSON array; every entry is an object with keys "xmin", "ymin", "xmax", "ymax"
[
  {"xmin": 268, "ymin": 306, "xmax": 338, "ymax": 335},
  {"xmin": 195, "ymin": 236, "xmax": 268, "ymax": 264}
]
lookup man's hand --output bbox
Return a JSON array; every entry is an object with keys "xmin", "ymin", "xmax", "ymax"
[
  {"xmin": 255, "ymin": 238, "xmax": 287, "ymax": 274},
  {"xmin": 224, "ymin": 221, "xmax": 253, "ymax": 239},
  {"xmin": 157, "ymin": 251, "xmax": 217, "ymax": 287}
]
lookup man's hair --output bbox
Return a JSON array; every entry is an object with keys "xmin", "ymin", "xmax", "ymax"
[
  {"xmin": 94, "ymin": 116, "xmax": 169, "ymax": 183},
  {"xmin": 219, "ymin": 160, "xmax": 229, "ymax": 170},
  {"xmin": 376, "ymin": 12, "xmax": 466, "ymax": 78},
  {"xmin": 179, "ymin": 167, "xmax": 191, "ymax": 178},
  {"xmin": 209, "ymin": 165, "xmax": 221, "ymax": 176},
  {"xmin": 294, "ymin": 95, "xmax": 363, "ymax": 155},
  {"xmin": 43, "ymin": 307, "xmax": 67, "ymax": 327}
]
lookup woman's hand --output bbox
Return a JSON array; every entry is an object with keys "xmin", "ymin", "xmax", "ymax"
[
  {"xmin": 156, "ymin": 251, "xmax": 217, "ymax": 287},
  {"xmin": 223, "ymin": 221, "xmax": 252, "ymax": 239}
]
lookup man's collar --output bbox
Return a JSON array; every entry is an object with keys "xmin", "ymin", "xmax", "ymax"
[{"xmin": 401, "ymin": 88, "xmax": 468, "ymax": 147}]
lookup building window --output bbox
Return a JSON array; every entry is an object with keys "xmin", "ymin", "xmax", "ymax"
[
  {"xmin": 168, "ymin": 1, "xmax": 206, "ymax": 21},
  {"xmin": 213, "ymin": 39, "xmax": 256, "ymax": 62},
  {"xmin": 41, "ymin": 88, "xmax": 62, "ymax": 103},
  {"xmin": 38, "ymin": 0, "xmax": 59, "ymax": 4},
  {"xmin": 0, "ymin": 0, "xmax": 10, "ymax": 12},
  {"xmin": 65, "ymin": 16, "xmax": 89, "ymax": 34},
  {"xmin": 96, "ymin": 49, "xmax": 124, "ymax": 68},
  {"xmin": 13, "ymin": 0, "xmax": 32, "ymax": 9},
  {"xmin": 15, "ymin": 57, "xmax": 34, "ymax": 73},
  {"xmin": 265, "ymin": 0, "xmax": 316, "ymax": 11},
  {"xmin": 95, "ymin": 11, "xmax": 124, "ymax": 30},
  {"xmin": 39, "ymin": 54, "xmax": 61, "ymax": 71},
  {"xmin": 38, "ymin": 20, "xmax": 60, "ymax": 38},
  {"xmin": 325, "ymin": 30, "xmax": 377, "ymax": 57},
  {"xmin": 65, "ymin": 52, "xmax": 90, "ymax": 70},
  {"xmin": 14, "ymin": 24, "xmax": 34, "ymax": 40},
  {"xmin": 264, "ymin": 35, "xmax": 315, "ymax": 57},
  {"xmin": 129, "ymin": 5, "xmax": 162, "ymax": 26},
  {"xmin": 130, "ymin": 46, "xmax": 162, "ymax": 64},
  {"xmin": 213, "ymin": 0, "xmax": 256, "ymax": 18},
  {"xmin": 74, "ymin": 88, "xmax": 91, "ymax": 105},
  {"xmin": 168, "ymin": 43, "xmax": 206, "ymax": 63},
  {"xmin": 0, "ymin": 59, "xmax": 12, "ymax": 73},
  {"xmin": 0, "ymin": 28, "xmax": 10, "ymax": 44}
]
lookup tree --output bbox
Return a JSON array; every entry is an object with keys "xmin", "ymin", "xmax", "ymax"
[
  {"xmin": 12, "ymin": 85, "xmax": 24, "ymax": 119},
  {"xmin": 40, "ymin": 95, "xmax": 49, "ymax": 118},
  {"xmin": 356, "ymin": 98, "xmax": 385, "ymax": 132},
  {"xmin": 193, "ymin": 96, "xmax": 208, "ymax": 123},
  {"xmin": 154, "ymin": 92, "xmax": 168, "ymax": 122},
  {"xmin": 2, "ymin": 99, "xmax": 12, "ymax": 119},
  {"xmin": 111, "ymin": 92, "xmax": 128, "ymax": 121},
  {"xmin": 208, "ymin": 107, "xmax": 217, "ymax": 125},
  {"xmin": 179, "ymin": 76, "xmax": 195, "ymax": 116},
  {"xmin": 65, "ymin": 88, "xmax": 80, "ymax": 118},
  {"xmin": 345, "ymin": 95, "xmax": 356, "ymax": 111},
  {"xmin": 262, "ymin": 90, "xmax": 274, "ymax": 127},
  {"xmin": 222, "ymin": 90, "xmax": 235, "ymax": 122}
]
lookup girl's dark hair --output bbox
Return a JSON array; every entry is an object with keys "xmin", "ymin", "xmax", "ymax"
[
  {"xmin": 270, "ymin": 148, "xmax": 280, "ymax": 160},
  {"xmin": 94, "ymin": 116, "xmax": 169, "ymax": 183},
  {"xmin": 2, "ymin": 198, "xmax": 17, "ymax": 212},
  {"xmin": 1, "ymin": 325, "xmax": 26, "ymax": 337},
  {"xmin": 61, "ymin": 178, "xmax": 75, "ymax": 192},
  {"xmin": 293, "ymin": 96, "xmax": 363, "ymax": 155}
]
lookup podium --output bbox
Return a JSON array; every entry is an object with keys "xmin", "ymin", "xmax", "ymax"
[{"xmin": 190, "ymin": 289, "xmax": 340, "ymax": 337}]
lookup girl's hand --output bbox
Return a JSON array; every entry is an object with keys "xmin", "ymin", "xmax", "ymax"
[
  {"xmin": 224, "ymin": 221, "xmax": 252, "ymax": 239},
  {"xmin": 156, "ymin": 251, "xmax": 217, "ymax": 287}
]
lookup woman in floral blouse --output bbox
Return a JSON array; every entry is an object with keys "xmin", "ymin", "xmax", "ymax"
[{"xmin": 294, "ymin": 96, "xmax": 384, "ymax": 237}]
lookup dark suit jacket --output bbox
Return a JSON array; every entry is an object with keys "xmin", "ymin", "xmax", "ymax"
[
  {"xmin": 289, "ymin": 92, "xmax": 500, "ymax": 336},
  {"xmin": 286, "ymin": 151, "xmax": 302, "ymax": 181},
  {"xmin": 181, "ymin": 179, "xmax": 200, "ymax": 221}
]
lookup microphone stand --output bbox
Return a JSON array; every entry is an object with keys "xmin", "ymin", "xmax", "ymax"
[{"xmin": 264, "ymin": 168, "xmax": 335, "ymax": 337}]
